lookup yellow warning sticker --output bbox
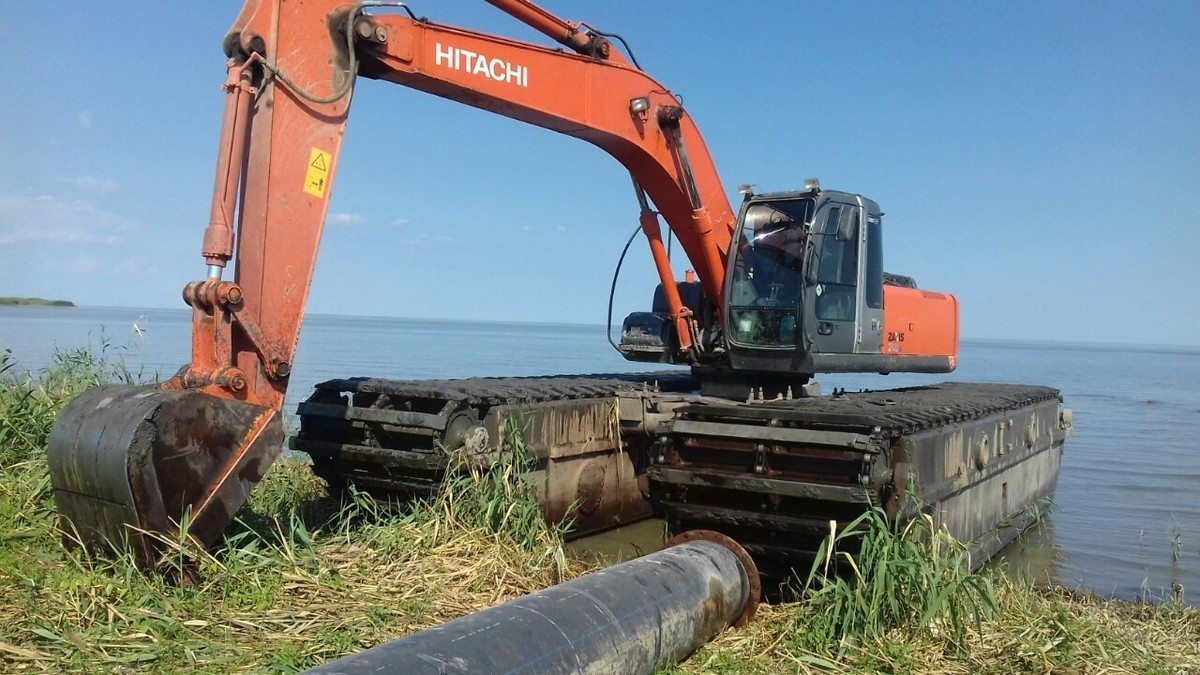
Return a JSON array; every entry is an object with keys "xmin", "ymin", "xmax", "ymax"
[{"xmin": 303, "ymin": 147, "xmax": 332, "ymax": 198}]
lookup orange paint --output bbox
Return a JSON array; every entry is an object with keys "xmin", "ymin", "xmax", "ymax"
[
  {"xmin": 180, "ymin": 0, "xmax": 743, "ymax": 414},
  {"xmin": 880, "ymin": 286, "xmax": 959, "ymax": 362}
]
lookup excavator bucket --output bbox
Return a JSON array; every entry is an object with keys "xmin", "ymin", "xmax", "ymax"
[{"xmin": 47, "ymin": 384, "xmax": 284, "ymax": 567}]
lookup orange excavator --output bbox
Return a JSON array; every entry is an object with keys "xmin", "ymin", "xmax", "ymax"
[{"xmin": 49, "ymin": 0, "xmax": 1067, "ymax": 579}]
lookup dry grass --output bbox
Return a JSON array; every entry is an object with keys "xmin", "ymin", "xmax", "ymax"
[
  {"xmin": 2, "ymin": 454, "xmax": 600, "ymax": 672},
  {"xmin": 676, "ymin": 583, "xmax": 1200, "ymax": 674},
  {"xmin": 0, "ymin": 455, "xmax": 593, "ymax": 673},
  {"xmin": 669, "ymin": 495, "xmax": 1200, "ymax": 673},
  {"xmin": 0, "ymin": 348, "xmax": 591, "ymax": 672},
  {"xmin": 675, "ymin": 554, "xmax": 1200, "ymax": 674}
]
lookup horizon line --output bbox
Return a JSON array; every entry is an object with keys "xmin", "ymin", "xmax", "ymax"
[{"xmin": 9, "ymin": 303, "xmax": 1199, "ymax": 352}]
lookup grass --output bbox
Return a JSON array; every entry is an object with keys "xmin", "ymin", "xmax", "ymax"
[
  {"xmin": 0, "ymin": 347, "xmax": 586, "ymax": 672},
  {"xmin": 675, "ymin": 581, "xmax": 1200, "ymax": 674},
  {"xmin": 793, "ymin": 507, "xmax": 998, "ymax": 654},
  {"xmin": 0, "ymin": 346, "xmax": 135, "ymax": 465},
  {"xmin": 671, "ymin": 507, "xmax": 1200, "ymax": 674},
  {"xmin": 2, "ymin": 345, "xmax": 1198, "ymax": 673}
]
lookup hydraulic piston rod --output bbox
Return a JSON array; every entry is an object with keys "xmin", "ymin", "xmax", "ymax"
[{"xmin": 305, "ymin": 531, "xmax": 760, "ymax": 675}]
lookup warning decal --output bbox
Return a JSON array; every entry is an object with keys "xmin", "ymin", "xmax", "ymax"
[{"xmin": 303, "ymin": 147, "xmax": 332, "ymax": 198}]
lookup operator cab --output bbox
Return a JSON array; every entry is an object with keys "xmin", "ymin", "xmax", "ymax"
[
  {"xmin": 680, "ymin": 184, "xmax": 875, "ymax": 397},
  {"xmin": 619, "ymin": 183, "xmax": 878, "ymax": 366},
  {"xmin": 724, "ymin": 185, "xmax": 883, "ymax": 366},
  {"xmin": 619, "ymin": 182, "xmax": 957, "ymax": 399}
]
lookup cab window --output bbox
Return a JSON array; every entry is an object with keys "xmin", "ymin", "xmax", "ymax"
[{"xmin": 815, "ymin": 206, "xmax": 858, "ymax": 321}]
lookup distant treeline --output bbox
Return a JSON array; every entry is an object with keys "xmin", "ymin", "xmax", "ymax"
[{"xmin": 0, "ymin": 297, "xmax": 75, "ymax": 307}]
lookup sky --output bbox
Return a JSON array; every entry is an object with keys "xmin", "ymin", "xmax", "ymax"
[{"xmin": 1, "ymin": 1, "xmax": 1197, "ymax": 347}]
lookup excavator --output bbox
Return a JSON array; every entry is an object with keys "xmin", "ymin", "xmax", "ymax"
[{"xmin": 48, "ymin": 0, "xmax": 1071, "ymax": 583}]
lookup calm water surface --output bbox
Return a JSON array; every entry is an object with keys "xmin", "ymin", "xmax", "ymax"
[{"xmin": 2, "ymin": 306, "xmax": 1198, "ymax": 603}]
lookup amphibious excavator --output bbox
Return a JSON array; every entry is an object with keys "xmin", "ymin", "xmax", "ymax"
[{"xmin": 48, "ymin": 0, "xmax": 1071, "ymax": 582}]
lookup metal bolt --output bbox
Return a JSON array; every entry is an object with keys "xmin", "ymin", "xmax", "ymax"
[
  {"xmin": 216, "ymin": 367, "xmax": 247, "ymax": 393},
  {"xmin": 221, "ymin": 283, "xmax": 243, "ymax": 306},
  {"xmin": 228, "ymin": 373, "xmax": 246, "ymax": 392}
]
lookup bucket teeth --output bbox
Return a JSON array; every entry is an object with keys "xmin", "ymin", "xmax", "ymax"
[{"xmin": 47, "ymin": 385, "xmax": 284, "ymax": 567}]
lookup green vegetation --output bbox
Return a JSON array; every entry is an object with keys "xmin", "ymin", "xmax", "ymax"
[
  {"xmin": 671, "ymin": 508, "xmax": 1200, "ymax": 674},
  {"xmin": 796, "ymin": 508, "xmax": 997, "ymax": 652},
  {"xmin": 1, "ymin": 346, "xmax": 1198, "ymax": 673},
  {"xmin": 0, "ymin": 347, "xmax": 582, "ymax": 672},
  {"xmin": 0, "ymin": 297, "xmax": 75, "ymax": 307},
  {"xmin": 676, "ymin": 582, "xmax": 1200, "ymax": 673}
]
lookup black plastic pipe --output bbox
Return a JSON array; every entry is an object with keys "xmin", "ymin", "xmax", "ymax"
[{"xmin": 306, "ymin": 530, "xmax": 760, "ymax": 675}]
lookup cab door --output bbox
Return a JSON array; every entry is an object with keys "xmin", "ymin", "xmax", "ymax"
[
  {"xmin": 858, "ymin": 211, "xmax": 885, "ymax": 354},
  {"xmin": 805, "ymin": 200, "xmax": 861, "ymax": 355}
]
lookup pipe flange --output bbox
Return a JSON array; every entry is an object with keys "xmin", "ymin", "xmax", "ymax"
[{"xmin": 667, "ymin": 529, "xmax": 761, "ymax": 626}]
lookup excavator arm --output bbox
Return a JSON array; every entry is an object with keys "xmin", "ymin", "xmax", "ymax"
[
  {"xmin": 201, "ymin": 0, "xmax": 739, "ymax": 408},
  {"xmin": 48, "ymin": 0, "xmax": 737, "ymax": 566}
]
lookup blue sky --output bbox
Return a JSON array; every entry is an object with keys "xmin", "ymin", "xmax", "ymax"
[{"xmin": 1, "ymin": 2, "xmax": 1197, "ymax": 347}]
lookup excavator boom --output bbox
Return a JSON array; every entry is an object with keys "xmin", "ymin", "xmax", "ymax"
[{"xmin": 48, "ymin": 0, "xmax": 738, "ymax": 565}]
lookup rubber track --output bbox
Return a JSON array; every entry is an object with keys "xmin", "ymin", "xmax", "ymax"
[
  {"xmin": 311, "ymin": 371, "xmax": 697, "ymax": 409},
  {"xmin": 655, "ymin": 382, "xmax": 1065, "ymax": 588},
  {"xmin": 676, "ymin": 382, "xmax": 1062, "ymax": 436}
]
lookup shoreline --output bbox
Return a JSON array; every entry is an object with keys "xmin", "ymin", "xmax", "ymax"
[{"xmin": 0, "ymin": 296, "xmax": 75, "ymax": 307}]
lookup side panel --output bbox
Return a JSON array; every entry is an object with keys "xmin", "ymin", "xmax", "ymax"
[
  {"xmin": 896, "ymin": 397, "xmax": 1067, "ymax": 565},
  {"xmin": 489, "ymin": 399, "xmax": 653, "ymax": 536},
  {"xmin": 651, "ymin": 383, "xmax": 1070, "ymax": 584},
  {"xmin": 881, "ymin": 286, "xmax": 959, "ymax": 363}
]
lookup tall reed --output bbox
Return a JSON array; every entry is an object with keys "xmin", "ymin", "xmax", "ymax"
[{"xmin": 797, "ymin": 506, "xmax": 998, "ymax": 653}]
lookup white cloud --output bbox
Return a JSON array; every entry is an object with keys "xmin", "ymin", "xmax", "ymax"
[
  {"xmin": 37, "ymin": 254, "xmax": 158, "ymax": 277},
  {"xmin": 403, "ymin": 233, "xmax": 458, "ymax": 249},
  {"xmin": 0, "ymin": 194, "xmax": 132, "ymax": 246},
  {"xmin": 113, "ymin": 256, "xmax": 159, "ymax": 277},
  {"xmin": 326, "ymin": 212, "xmax": 364, "ymax": 226},
  {"xmin": 391, "ymin": 218, "xmax": 410, "ymax": 227},
  {"xmin": 64, "ymin": 176, "xmax": 120, "ymax": 195},
  {"xmin": 38, "ymin": 253, "xmax": 100, "ymax": 275},
  {"xmin": 0, "ymin": 230, "xmax": 121, "ymax": 245}
]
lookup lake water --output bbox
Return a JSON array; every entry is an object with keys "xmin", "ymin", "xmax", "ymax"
[{"xmin": 2, "ymin": 305, "xmax": 1198, "ymax": 603}]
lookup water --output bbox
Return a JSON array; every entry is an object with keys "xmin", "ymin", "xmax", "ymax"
[
  {"xmin": 3, "ymin": 306, "xmax": 1198, "ymax": 602},
  {"xmin": 0, "ymin": 306, "xmax": 647, "ymax": 428}
]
